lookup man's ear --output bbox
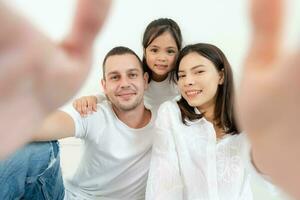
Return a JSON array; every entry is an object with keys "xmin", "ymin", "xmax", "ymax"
[
  {"xmin": 101, "ymin": 79, "xmax": 107, "ymax": 93},
  {"xmin": 143, "ymin": 72, "xmax": 149, "ymax": 90}
]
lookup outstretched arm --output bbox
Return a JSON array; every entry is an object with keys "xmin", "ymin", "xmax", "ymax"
[
  {"xmin": 32, "ymin": 111, "xmax": 76, "ymax": 142},
  {"xmin": 0, "ymin": 0, "xmax": 111, "ymax": 159},
  {"xmin": 237, "ymin": 0, "xmax": 300, "ymax": 198}
]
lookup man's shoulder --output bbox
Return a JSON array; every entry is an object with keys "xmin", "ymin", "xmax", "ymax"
[
  {"xmin": 84, "ymin": 101, "xmax": 114, "ymax": 122},
  {"xmin": 95, "ymin": 100, "xmax": 112, "ymax": 114}
]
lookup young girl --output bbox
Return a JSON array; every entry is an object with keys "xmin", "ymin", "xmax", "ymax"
[
  {"xmin": 145, "ymin": 43, "xmax": 254, "ymax": 200},
  {"xmin": 73, "ymin": 18, "xmax": 182, "ymax": 114}
]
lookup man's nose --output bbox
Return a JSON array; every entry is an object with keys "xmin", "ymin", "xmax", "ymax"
[{"xmin": 119, "ymin": 77, "xmax": 131, "ymax": 88}]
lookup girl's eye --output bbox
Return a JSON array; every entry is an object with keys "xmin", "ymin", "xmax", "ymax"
[
  {"xmin": 167, "ymin": 49, "xmax": 176, "ymax": 54},
  {"xmin": 150, "ymin": 49, "xmax": 158, "ymax": 53},
  {"xmin": 178, "ymin": 74, "xmax": 185, "ymax": 79},
  {"xmin": 196, "ymin": 71, "xmax": 204, "ymax": 74}
]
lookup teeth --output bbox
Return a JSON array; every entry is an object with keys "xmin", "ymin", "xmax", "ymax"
[
  {"xmin": 155, "ymin": 64, "xmax": 167, "ymax": 68},
  {"xmin": 186, "ymin": 90, "xmax": 202, "ymax": 96}
]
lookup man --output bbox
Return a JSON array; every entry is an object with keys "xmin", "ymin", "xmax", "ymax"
[{"xmin": 0, "ymin": 46, "xmax": 155, "ymax": 200}]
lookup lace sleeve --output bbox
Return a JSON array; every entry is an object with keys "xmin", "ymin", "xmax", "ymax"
[{"xmin": 145, "ymin": 104, "xmax": 184, "ymax": 200}]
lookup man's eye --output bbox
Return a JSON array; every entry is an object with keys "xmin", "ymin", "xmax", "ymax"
[
  {"xmin": 110, "ymin": 76, "xmax": 119, "ymax": 80},
  {"xmin": 129, "ymin": 73, "xmax": 138, "ymax": 78}
]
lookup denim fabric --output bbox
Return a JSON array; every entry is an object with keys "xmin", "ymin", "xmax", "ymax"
[{"xmin": 0, "ymin": 141, "xmax": 65, "ymax": 200}]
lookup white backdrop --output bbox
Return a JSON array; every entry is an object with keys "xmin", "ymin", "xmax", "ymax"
[
  {"xmin": 7, "ymin": 1, "xmax": 300, "ymax": 198},
  {"xmin": 9, "ymin": 0, "xmax": 300, "ymax": 101}
]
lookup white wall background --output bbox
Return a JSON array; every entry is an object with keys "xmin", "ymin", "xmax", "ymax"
[{"xmin": 8, "ymin": 0, "xmax": 300, "ymax": 199}]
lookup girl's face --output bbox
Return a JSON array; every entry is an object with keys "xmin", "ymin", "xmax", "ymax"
[
  {"xmin": 145, "ymin": 31, "xmax": 178, "ymax": 81},
  {"xmin": 177, "ymin": 52, "xmax": 224, "ymax": 113}
]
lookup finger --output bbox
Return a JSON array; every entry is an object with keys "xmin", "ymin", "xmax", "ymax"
[
  {"xmin": 251, "ymin": 0, "xmax": 282, "ymax": 36},
  {"xmin": 77, "ymin": 99, "xmax": 85, "ymax": 116},
  {"xmin": 81, "ymin": 99, "xmax": 88, "ymax": 115},
  {"xmin": 245, "ymin": 0, "xmax": 283, "ymax": 69},
  {"xmin": 86, "ymin": 98, "xmax": 93, "ymax": 113},
  {"xmin": 92, "ymin": 102, "xmax": 97, "ymax": 112},
  {"xmin": 88, "ymin": 96, "xmax": 98, "ymax": 112},
  {"xmin": 73, "ymin": 100, "xmax": 82, "ymax": 115},
  {"xmin": 73, "ymin": 100, "xmax": 83, "ymax": 115},
  {"xmin": 64, "ymin": 0, "xmax": 112, "ymax": 56}
]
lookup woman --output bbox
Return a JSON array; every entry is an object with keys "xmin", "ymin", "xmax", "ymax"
[{"xmin": 146, "ymin": 43, "xmax": 253, "ymax": 200}]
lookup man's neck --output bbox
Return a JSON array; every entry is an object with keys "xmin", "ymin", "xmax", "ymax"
[{"xmin": 112, "ymin": 104, "xmax": 151, "ymax": 129}]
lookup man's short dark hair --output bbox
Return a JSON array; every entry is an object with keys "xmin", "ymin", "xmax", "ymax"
[{"xmin": 102, "ymin": 46, "xmax": 143, "ymax": 79}]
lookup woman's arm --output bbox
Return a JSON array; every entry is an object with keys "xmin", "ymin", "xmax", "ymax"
[{"xmin": 237, "ymin": 0, "xmax": 300, "ymax": 198}]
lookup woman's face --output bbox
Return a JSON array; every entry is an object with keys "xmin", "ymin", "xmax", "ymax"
[
  {"xmin": 177, "ymin": 52, "xmax": 224, "ymax": 113},
  {"xmin": 145, "ymin": 31, "xmax": 178, "ymax": 81}
]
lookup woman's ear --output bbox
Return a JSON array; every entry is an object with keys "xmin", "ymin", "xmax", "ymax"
[{"xmin": 218, "ymin": 69, "xmax": 225, "ymax": 85}]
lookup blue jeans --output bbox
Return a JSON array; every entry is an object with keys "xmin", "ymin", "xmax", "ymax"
[{"xmin": 0, "ymin": 141, "xmax": 65, "ymax": 200}]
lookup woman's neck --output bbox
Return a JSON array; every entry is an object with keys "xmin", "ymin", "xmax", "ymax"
[{"xmin": 199, "ymin": 105, "xmax": 225, "ymax": 139}]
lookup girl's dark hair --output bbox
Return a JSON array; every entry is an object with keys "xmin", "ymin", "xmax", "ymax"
[
  {"xmin": 175, "ymin": 43, "xmax": 239, "ymax": 134},
  {"xmin": 142, "ymin": 18, "xmax": 182, "ymax": 82}
]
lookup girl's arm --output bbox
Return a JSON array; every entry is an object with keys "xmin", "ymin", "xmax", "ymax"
[{"xmin": 72, "ymin": 93, "xmax": 107, "ymax": 116}]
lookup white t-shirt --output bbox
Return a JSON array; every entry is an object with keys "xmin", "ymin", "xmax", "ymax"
[
  {"xmin": 144, "ymin": 76, "xmax": 179, "ymax": 110},
  {"xmin": 146, "ymin": 100, "xmax": 253, "ymax": 200},
  {"xmin": 62, "ymin": 101, "xmax": 155, "ymax": 200}
]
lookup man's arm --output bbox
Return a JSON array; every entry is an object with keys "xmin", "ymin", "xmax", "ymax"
[
  {"xmin": 0, "ymin": 0, "xmax": 111, "ymax": 158},
  {"xmin": 32, "ymin": 111, "xmax": 76, "ymax": 142}
]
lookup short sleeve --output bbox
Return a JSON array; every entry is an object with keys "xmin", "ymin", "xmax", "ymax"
[{"xmin": 60, "ymin": 105, "xmax": 88, "ymax": 139}]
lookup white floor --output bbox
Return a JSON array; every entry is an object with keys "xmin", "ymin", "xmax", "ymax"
[{"xmin": 59, "ymin": 138, "xmax": 294, "ymax": 200}]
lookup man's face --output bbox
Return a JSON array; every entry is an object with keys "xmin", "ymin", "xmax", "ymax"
[{"xmin": 102, "ymin": 54, "xmax": 148, "ymax": 111}]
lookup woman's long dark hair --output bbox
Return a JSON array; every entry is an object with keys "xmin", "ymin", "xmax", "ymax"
[
  {"xmin": 174, "ymin": 43, "xmax": 239, "ymax": 134},
  {"xmin": 142, "ymin": 18, "xmax": 182, "ymax": 82}
]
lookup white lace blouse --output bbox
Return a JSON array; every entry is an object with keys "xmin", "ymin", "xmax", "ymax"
[{"xmin": 146, "ymin": 100, "xmax": 253, "ymax": 200}]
